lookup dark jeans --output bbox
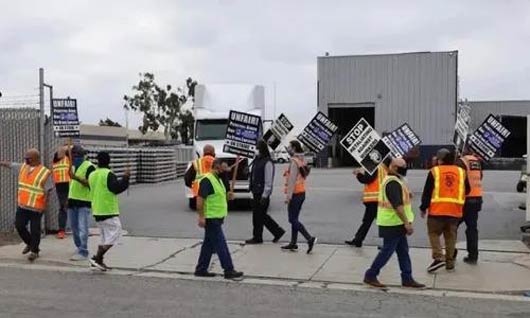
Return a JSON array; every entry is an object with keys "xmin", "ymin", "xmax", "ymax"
[
  {"xmin": 288, "ymin": 193, "xmax": 311, "ymax": 244},
  {"xmin": 15, "ymin": 208, "xmax": 43, "ymax": 253},
  {"xmin": 252, "ymin": 194, "xmax": 283, "ymax": 241},
  {"xmin": 196, "ymin": 218, "xmax": 234, "ymax": 273},
  {"xmin": 56, "ymin": 184, "xmax": 69, "ymax": 231},
  {"xmin": 459, "ymin": 202, "xmax": 480, "ymax": 259},
  {"xmin": 365, "ymin": 234, "xmax": 413, "ymax": 283},
  {"xmin": 353, "ymin": 202, "xmax": 377, "ymax": 243}
]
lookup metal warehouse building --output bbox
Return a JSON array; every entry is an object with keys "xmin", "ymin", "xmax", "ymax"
[
  {"xmin": 317, "ymin": 51, "xmax": 458, "ymax": 167},
  {"xmin": 469, "ymin": 100, "xmax": 530, "ymax": 159}
]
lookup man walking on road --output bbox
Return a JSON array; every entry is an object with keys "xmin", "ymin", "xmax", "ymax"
[
  {"xmin": 420, "ymin": 149, "xmax": 469, "ymax": 273},
  {"xmin": 88, "ymin": 152, "xmax": 130, "ymax": 271},
  {"xmin": 52, "ymin": 145, "xmax": 71, "ymax": 239},
  {"xmin": 346, "ymin": 163, "xmax": 387, "ymax": 247},
  {"xmin": 246, "ymin": 140, "xmax": 285, "ymax": 244},
  {"xmin": 194, "ymin": 158, "xmax": 244, "ymax": 280},
  {"xmin": 1, "ymin": 149, "xmax": 53, "ymax": 261},
  {"xmin": 364, "ymin": 158, "xmax": 425, "ymax": 289},
  {"xmin": 456, "ymin": 149, "xmax": 483, "ymax": 264},
  {"xmin": 67, "ymin": 145, "xmax": 95, "ymax": 261}
]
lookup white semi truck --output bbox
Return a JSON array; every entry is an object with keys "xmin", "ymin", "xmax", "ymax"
[{"xmin": 186, "ymin": 84, "xmax": 265, "ymax": 209}]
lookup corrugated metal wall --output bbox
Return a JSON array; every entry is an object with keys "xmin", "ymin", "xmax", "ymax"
[
  {"xmin": 318, "ymin": 51, "xmax": 458, "ymax": 145},
  {"xmin": 469, "ymin": 100, "xmax": 530, "ymax": 130}
]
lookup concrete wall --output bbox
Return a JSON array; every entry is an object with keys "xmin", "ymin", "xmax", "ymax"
[{"xmin": 318, "ymin": 51, "xmax": 458, "ymax": 145}]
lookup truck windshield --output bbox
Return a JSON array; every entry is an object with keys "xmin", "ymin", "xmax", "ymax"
[{"xmin": 195, "ymin": 119, "xmax": 228, "ymax": 141}]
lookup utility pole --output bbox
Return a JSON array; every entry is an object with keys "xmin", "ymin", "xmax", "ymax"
[{"xmin": 39, "ymin": 68, "xmax": 45, "ymax": 156}]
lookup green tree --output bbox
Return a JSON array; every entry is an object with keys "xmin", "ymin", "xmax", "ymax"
[
  {"xmin": 174, "ymin": 110, "xmax": 194, "ymax": 145},
  {"xmin": 123, "ymin": 73, "xmax": 197, "ymax": 141},
  {"xmin": 98, "ymin": 117, "xmax": 122, "ymax": 127}
]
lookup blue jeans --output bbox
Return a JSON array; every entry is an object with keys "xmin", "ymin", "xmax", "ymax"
[
  {"xmin": 288, "ymin": 193, "xmax": 311, "ymax": 244},
  {"xmin": 68, "ymin": 206, "xmax": 91, "ymax": 257},
  {"xmin": 196, "ymin": 218, "xmax": 234, "ymax": 273},
  {"xmin": 365, "ymin": 234, "xmax": 413, "ymax": 284}
]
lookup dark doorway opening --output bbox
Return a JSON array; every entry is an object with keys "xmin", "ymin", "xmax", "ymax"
[
  {"xmin": 328, "ymin": 105, "xmax": 375, "ymax": 166},
  {"xmin": 500, "ymin": 115, "xmax": 526, "ymax": 158}
]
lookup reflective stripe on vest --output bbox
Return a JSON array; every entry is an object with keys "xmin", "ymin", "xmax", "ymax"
[
  {"xmin": 363, "ymin": 166, "xmax": 387, "ymax": 203},
  {"xmin": 68, "ymin": 160, "xmax": 93, "ymax": 202},
  {"xmin": 376, "ymin": 175, "xmax": 414, "ymax": 226},
  {"xmin": 89, "ymin": 168, "xmax": 120, "ymax": 216},
  {"xmin": 204, "ymin": 173, "xmax": 228, "ymax": 219},
  {"xmin": 283, "ymin": 157, "xmax": 306, "ymax": 194},
  {"xmin": 192, "ymin": 156, "xmax": 214, "ymax": 197},
  {"xmin": 52, "ymin": 156, "xmax": 71, "ymax": 184},
  {"xmin": 430, "ymin": 165, "xmax": 465, "ymax": 217},
  {"xmin": 462, "ymin": 155, "xmax": 483, "ymax": 197},
  {"xmin": 17, "ymin": 164, "xmax": 51, "ymax": 212}
]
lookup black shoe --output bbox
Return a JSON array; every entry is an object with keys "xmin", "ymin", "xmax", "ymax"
[
  {"xmin": 22, "ymin": 245, "xmax": 30, "ymax": 255},
  {"xmin": 446, "ymin": 264, "xmax": 455, "ymax": 272},
  {"xmin": 101, "ymin": 261, "xmax": 113, "ymax": 271},
  {"xmin": 307, "ymin": 237, "xmax": 317, "ymax": 254},
  {"xmin": 272, "ymin": 229, "xmax": 286, "ymax": 243},
  {"xmin": 402, "ymin": 280, "xmax": 427, "ymax": 289},
  {"xmin": 89, "ymin": 256, "xmax": 107, "ymax": 271},
  {"xmin": 427, "ymin": 260, "xmax": 446, "ymax": 273},
  {"xmin": 194, "ymin": 271, "xmax": 216, "ymax": 277},
  {"xmin": 463, "ymin": 256, "xmax": 478, "ymax": 265},
  {"xmin": 224, "ymin": 270, "xmax": 244, "ymax": 280},
  {"xmin": 345, "ymin": 239, "xmax": 362, "ymax": 247},
  {"xmin": 27, "ymin": 252, "xmax": 38, "ymax": 262},
  {"xmin": 281, "ymin": 244, "xmax": 298, "ymax": 251},
  {"xmin": 245, "ymin": 238, "xmax": 263, "ymax": 245},
  {"xmin": 453, "ymin": 249, "xmax": 458, "ymax": 260}
]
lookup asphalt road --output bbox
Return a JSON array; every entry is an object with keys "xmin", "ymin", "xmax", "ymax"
[
  {"xmin": 0, "ymin": 267, "xmax": 528, "ymax": 318},
  {"xmin": 120, "ymin": 168, "xmax": 527, "ymax": 247}
]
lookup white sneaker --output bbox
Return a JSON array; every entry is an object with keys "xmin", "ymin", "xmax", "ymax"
[{"xmin": 70, "ymin": 253, "xmax": 88, "ymax": 261}]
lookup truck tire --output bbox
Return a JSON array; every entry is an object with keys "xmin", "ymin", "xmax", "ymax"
[{"xmin": 189, "ymin": 197, "xmax": 197, "ymax": 211}]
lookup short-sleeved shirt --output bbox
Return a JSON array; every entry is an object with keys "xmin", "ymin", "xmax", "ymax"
[{"xmin": 198, "ymin": 173, "xmax": 229, "ymax": 199}]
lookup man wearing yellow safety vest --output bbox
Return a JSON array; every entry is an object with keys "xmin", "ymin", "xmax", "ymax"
[
  {"xmin": 88, "ymin": 152, "xmax": 130, "ymax": 271},
  {"xmin": 67, "ymin": 145, "xmax": 95, "ymax": 261},
  {"xmin": 1, "ymin": 149, "xmax": 53, "ymax": 262},
  {"xmin": 52, "ymin": 145, "xmax": 71, "ymax": 239},
  {"xmin": 456, "ymin": 149, "xmax": 483, "ymax": 264},
  {"xmin": 420, "ymin": 149, "xmax": 470, "ymax": 273},
  {"xmin": 364, "ymin": 158, "xmax": 425, "ymax": 289},
  {"xmin": 346, "ymin": 162, "xmax": 388, "ymax": 247},
  {"xmin": 184, "ymin": 144, "xmax": 216, "ymax": 210},
  {"xmin": 194, "ymin": 158, "xmax": 243, "ymax": 280}
]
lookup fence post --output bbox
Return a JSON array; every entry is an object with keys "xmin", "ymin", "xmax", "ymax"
[{"xmin": 39, "ymin": 68, "xmax": 45, "ymax": 155}]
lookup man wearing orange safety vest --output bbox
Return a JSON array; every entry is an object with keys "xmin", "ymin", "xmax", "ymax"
[
  {"xmin": 52, "ymin": 145, "xmax": 71, "ymax": 239},
  {"xmin": 346, "ymin": 162, "xmax": 388, "ymax": 247},
  {"xmin": 420, "ymin": 149, "xmax": 470, "ymax": 273},
  {"xmin": 1, "ymin": 149, "xmax": 53, "ymax": 262},
  {"xmin": 456, "ymin": 149, "xmax": 483, "ymax": 264},
  {"xmin": 184, "ymin": 144, "xmax": 216, "ymax": 210}
]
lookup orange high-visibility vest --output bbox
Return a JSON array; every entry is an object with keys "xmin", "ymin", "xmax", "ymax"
[
  {"xmin": 284, "ymin": 157, "xmax": 306, "ymax": 195},
  {"xmin": 192, "ymin": 156, "xmax": 215, "ymax": 197},
  {"xmin": 362, "ymin": 165, "xmax": 388, "ymax": 203},
  {"xmin": 18, "ymin": 164, "xmax": 51, "ymax": 212},
  {"xmin": 429, "ymin": 165, "xmax": 466, "ymax": 218},
  {"xmin": 52, "ymin": 156, "xmax": 71, "ymax": 184},
  {"xmin": 461, "ymin": 155, "xmax": 483, "ymax": 198}
]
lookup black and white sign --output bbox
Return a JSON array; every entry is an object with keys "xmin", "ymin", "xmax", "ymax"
[
  {"xmin": 382, "ymin": 123, "xmax": 422, "ymax": 158},
  {"xmin": 52, "ymin": 98, "xmax": 80, "ymax": 137},
  {"xmin": 340, "ymin": 118, "xmax": 391, "ymax": 174},
  {"xmin": 223, "ymin": 110, "xmax": 262, "ymax": 158},
  {"xmin": 297, "ymin": 112, "xmax": 338, "ymax": 154},
  {"xmin": 263, "ymin": 113, "xmax": 294, "ymax": 150},
  {"xmin": 453, "ymin": 104, "xmax": 471, "ymax": 153},
  {"xmin": 468, "ymin": 114, "xmax": 511, "ymax": 162}
]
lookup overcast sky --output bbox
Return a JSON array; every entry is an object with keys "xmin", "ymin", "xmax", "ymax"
[{"xmin": 1, "ymin": 0, "xmax": 529, "ymax": 129}]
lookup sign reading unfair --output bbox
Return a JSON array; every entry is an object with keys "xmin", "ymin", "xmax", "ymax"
[
  {"xmin": 297, "ymin": 112, "xmax": 338, "ymax": 153},
  {"xmin": 468, "ymin": 114, "xmax": 511, "ymax": 162},
  {"xmin": 453, "ymin": 104, "xmax": 471, "ymax": 153},
  {"xmin": 340, "ymin": 118, "xmax": 391, "ymax": 174},
  {"xmin": 223, "ymin": 110, "xmax": 262, "ymax": 158},
  {"xmin": 263, "ymin": 113, "xmax": 294, "ymax": 151},
  {"xmin": 382, "ymin": 123, "xmax": 422, "ymax": 158},
  {"xmin": 52, "ymin": 98, "xmax": 80, "ymax": 137}
]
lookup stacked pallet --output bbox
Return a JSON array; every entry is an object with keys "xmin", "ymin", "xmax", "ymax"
[
  {"xmin": 137, "ymin": 148, "xmax": 177, "ymax": 183},
  {"xmin": 85, "ymin": 148, "xmax": 140, "ymax": 184}
]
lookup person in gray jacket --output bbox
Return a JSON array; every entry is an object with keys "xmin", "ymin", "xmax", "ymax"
[{"xmin": 246, "ymin": 140, "xmax": 285, "ymax": 244}]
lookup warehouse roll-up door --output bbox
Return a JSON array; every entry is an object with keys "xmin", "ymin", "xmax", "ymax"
[{"xmin": 500, "ymin": 115, "xmax": 526, "ymax": 158}]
